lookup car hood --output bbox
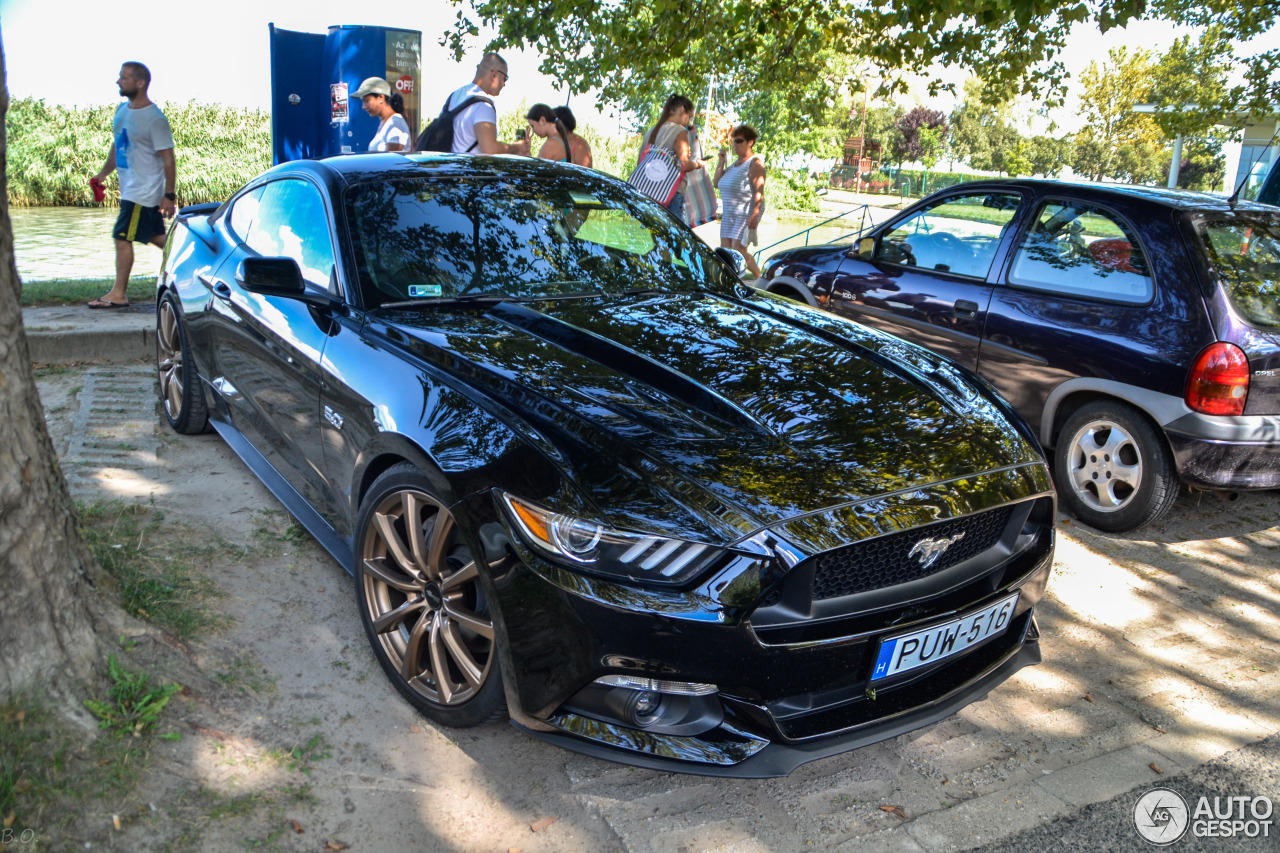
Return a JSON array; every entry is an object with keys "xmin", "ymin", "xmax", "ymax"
[{"xmin": 376, "ymin": 290, "xmax": 1045, "ymax": 548}]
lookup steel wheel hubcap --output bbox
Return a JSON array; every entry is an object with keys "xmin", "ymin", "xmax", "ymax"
[
  {"xmin": 157, "ymin": 301, "xmax": 185, "ymax": 418},
  {"xmin": 360, "ymin": 489, "xmax": 494, "ymax": 706},
  {"xmin": 1066, "ymin": 419, "xmax": 1143, "ymax": 512}
]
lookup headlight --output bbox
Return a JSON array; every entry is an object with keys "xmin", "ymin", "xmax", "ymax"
[{"xmin": 500, "ymin": 493, "xmax": 724, "ymax": 584}]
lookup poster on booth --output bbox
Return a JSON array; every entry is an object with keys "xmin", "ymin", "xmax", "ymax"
[
  {"xmin": 330, "ymin": 82, "xmax": 349, "ymax": 125},
  {"xmin": 385, "ymin": 30, "xmax": 421, "ymax": 147}
]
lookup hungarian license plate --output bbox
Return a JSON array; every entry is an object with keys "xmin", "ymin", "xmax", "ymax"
[{"xmin": 870, "ymin": 592, "xmax": 1020, "ymax": 682}]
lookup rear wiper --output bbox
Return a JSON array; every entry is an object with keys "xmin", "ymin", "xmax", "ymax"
[{"xmin": 378, "ymin": 293, "xmax": 527, "ymax": 310}]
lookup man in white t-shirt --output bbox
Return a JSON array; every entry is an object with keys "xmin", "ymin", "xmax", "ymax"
[
  {"xmin": 88, "ymin": 62, "xmax": 176, "ymax": 309},
  {"xmin": 447, "ymin": 53, "xmax": 530, "ymax": 155}
]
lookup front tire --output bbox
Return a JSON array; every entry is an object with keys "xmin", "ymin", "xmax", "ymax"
[
  {"xmin": 354, "ymin": 463, "xmax": 505, "ymax": 728},
  {"xmin": 1053, "ymin": 401, "xmax": 1178, "ymax": 532},
  {"xmin": 156, "ymin": 292, "xmax": 210, "ymax": 435}
]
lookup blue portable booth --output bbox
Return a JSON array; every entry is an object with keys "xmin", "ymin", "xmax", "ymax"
[{"xmin": 268, "ymin": 23, "xmax": 422, "ymax": 164}]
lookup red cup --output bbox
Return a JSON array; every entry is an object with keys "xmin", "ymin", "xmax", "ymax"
[{"xmin": 89, "ymin": 177, "xmax": 105, "ymax": 202}]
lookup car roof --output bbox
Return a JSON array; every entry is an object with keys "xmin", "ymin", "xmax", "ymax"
[
  {"xmin": 935, "ymin": 178, "xmax": 1278, "ymax": 215},
  {"xmin": 256, "ymin": 152, "xmax": 598, "ymax": 189}
]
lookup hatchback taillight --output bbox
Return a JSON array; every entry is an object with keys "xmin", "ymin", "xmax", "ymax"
[{"xmin": 1186, "ymin": 343, "xmax": 1249, "ymax": 416}]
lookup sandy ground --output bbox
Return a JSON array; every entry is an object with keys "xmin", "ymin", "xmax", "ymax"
[{"xmin": 32, "ymin": 362, "xmax": 1280, "ymax": 853}]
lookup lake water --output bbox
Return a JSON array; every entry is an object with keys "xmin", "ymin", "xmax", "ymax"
[{"xmin": 9, "ymin": 204, "xmax": 891, "ymax": 282}]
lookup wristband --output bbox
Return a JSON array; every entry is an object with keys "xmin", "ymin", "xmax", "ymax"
[{"xmin": 164, "ymin": 192, "xmax": 177, "ymax": 201}]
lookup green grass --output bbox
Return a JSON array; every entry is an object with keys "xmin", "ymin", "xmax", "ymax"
[
  {"xmin": 1, "ymin": 685, "xmax": 165, "ymax": 837},
  {"xmin": 83, "ymin": 654, "xmax": 183, "ymax": 738},
  {"xmin": 78, "ymin": 501, "xmax": 229, "ymax": 641},
  {"xmin": 21, "ymin": 275, "xmax": 153, "ymax": 307}
]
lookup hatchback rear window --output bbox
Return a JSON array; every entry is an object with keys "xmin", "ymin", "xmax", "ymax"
[{"xmin": 1201, "ymin": 218, "xmax": 1280, "ymax": 329}]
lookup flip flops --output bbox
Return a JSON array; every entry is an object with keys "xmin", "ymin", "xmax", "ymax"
[{"xmin": 87, "ymin": 298, "xmax": 130, "ymax": 309}]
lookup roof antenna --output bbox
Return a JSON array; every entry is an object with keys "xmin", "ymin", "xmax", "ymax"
[{"xmin": 1228, "ymin": 125, "xmax": 1280, "ymax": 208}]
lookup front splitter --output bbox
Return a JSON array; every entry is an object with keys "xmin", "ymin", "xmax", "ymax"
[{"xmin": 513, "ymin": 626, "xmax": 1042, "ymax": 778}]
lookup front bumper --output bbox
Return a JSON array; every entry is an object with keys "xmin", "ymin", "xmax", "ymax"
[
  {"xmin": 480, "ymin": 490, "xmax": 1055, "ymax": 777},
  {"xmin": 1165, "ymin": 412, "xmax": 1280, "ymax": 489},
  {"xmin": 517, "ymin": 616, "xmax": 1041, "ymax": 778}
]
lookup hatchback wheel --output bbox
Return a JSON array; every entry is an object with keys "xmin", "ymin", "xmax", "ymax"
[
  {"xmin": 355, "ymin": 464, "xmax": 505, "ymax": 727},
  {"xmin": 1054, "ymin": 401, "xmax": 1178, "ymax": 532},
  {"xmin": 156, "ymin": 293, "xmax": 210, "ymax": 435}
]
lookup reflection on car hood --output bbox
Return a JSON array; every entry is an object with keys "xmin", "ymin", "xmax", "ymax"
[{"xmin": 377, "ymin": 291, "xmax": 1043, "ymax": 544}]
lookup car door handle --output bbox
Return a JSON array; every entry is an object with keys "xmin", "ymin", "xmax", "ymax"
[
  {"xmin": 954, "ymin": 299, "xmax": 979, "ymax": 319},
  {"xmin": 197, "ymin": 272, "xmax": 232, "ymax": 300}
]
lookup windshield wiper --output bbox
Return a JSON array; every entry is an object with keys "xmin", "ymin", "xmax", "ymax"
[{"xmin": 378, "ymin": 293, "xmax": 527, "ymax": 310}]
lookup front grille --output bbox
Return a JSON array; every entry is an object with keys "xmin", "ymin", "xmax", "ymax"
[{"xmin": 812, "ymin": 506, "xmax": 1012, "ymax": 600}]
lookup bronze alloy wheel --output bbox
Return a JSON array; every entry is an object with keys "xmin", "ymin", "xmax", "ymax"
[
  {"xmin": 156, "ymin": 293, "xmax": 209, "ymax": 435},
  {"xmin": 357, "ymin": 476, "xmax": 500, "ymax": 721}
]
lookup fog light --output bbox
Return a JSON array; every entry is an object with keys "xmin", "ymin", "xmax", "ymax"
[{"xmin": 633, "ymin": 690, "xmax": 661, "ymax": 718}]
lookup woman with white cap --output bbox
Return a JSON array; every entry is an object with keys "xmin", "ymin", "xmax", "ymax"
[{"xmin": 353, "ymin": 77, "xmax": 411, "ymax": 152}]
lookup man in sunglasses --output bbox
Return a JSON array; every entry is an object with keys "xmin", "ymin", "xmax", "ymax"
[{"xmin": 446, "ymin": 52, "xmax": 530, "ymax": 155}]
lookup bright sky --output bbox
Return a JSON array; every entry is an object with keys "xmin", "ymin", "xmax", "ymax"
[
  {"xmin": 0, "ymin": 0, "xmax": 1273, "ymax": 138},
  {"xmin": 0, "ymin": 0, "xmax": 582, "ymax": 116}
]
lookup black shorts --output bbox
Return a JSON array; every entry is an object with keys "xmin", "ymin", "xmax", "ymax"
[{"xmin": 112, "ymin": 200, "xmax": 166, "ymax": 244}]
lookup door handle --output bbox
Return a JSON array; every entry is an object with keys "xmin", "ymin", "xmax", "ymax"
[
  {"xmin": 954, "ymin": 299, "xmax": 979, "ymax": 319},
  {"xmin": 198, "ymin": 273, "xmax": 232, "ymax": 300}
]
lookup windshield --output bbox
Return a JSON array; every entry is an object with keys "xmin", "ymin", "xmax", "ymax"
[
  {"xmin": 1201, "ymin": 215, "xmax": 1280, "ymax": 329},
  {"xmin": 345, "ymin": 175, "xmax": 730, "ymax": 307}
]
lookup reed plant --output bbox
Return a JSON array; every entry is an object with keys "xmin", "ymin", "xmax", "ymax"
[{"xmin": 6, "ymin": 98, "xmax": 270, "ymax": 208}]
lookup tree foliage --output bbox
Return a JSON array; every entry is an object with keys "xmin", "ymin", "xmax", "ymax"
[
  {"xmin": 446, "ymin": 0, "xmax": 1150, "ymax": 143},
  {"xmin": 1071, "ymin": 47, "xmax": 1167, "ymax": 182},
  {"xmin": 948, "ymin": 78, "xmax": 1020, "ymax": 174},
  {"xmin": 893, "ymin": 107, "xmax": 948, "ymax": 167},
  {"xmin": 1147, "ymin": 27, "xmax": 1236, "ymax": 139},
  {"xmin": 446, "ymin": 0, "xmax": 1278, "ymax": 161},
  {"xmin": 1164, "ymin": 138, "xmax": 1227, "ymax": 191},
  {"xmin": 1026, "ymin": 135, "xmax": 1074, "ymax": 178},
  {"xmin": 1149, "ymin": 0, "xmax": 1280, "ymax": 120}
]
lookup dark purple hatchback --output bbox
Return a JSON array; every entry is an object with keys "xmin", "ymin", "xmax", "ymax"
[{"xmin": 761, "ymin": 180, "xmax": 1280, "ymax": 532}]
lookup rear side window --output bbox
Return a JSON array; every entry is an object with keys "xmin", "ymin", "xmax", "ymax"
[
  {"xmin": 227, "ymin": 186, "xmax": 265, "ymax": 241},
  {"xmin": 1007, "ymin": 202, "xmax": 1153, "ymax": 303},
  {"xmin": 876, "ymin": 192, "xmax": 1021, "ymax": 278},
  {"xmin": 1201, "ymin": 218, "xmax": 1280, "ymax": 329}
]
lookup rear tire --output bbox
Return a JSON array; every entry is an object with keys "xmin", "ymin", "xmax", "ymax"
[
  {"xmin": 354, "ymin": 463, "xmax": 505, "ymax": 728},
  {"xmin": 156, "ymin": 292, "xmax": 210, "ymax": 435},
  {"xmin": 1053, "ymin": 401, "xmax": 1178, "ymax": 532}
]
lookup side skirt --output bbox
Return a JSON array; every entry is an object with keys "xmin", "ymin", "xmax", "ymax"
[{"xmin": 207, "ymin": 413, "xmax": 355, "ymax": 574}]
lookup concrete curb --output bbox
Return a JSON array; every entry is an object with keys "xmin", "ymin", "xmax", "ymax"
[{"xmin": 23, "ymin": 304, "xmax": 155, "ymax": 364}]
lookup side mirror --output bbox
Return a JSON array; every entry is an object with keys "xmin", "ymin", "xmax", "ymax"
[
  {"xmin": 237, "ymin": 257, "xmax": 306, "ymax": 296},
  {"xmin": 857, "ymin": 237, "xmax": 875, "ymax": 258},
  {"xmin": 714, "ymin": 246, "xmax": 748, "ymax": 277}
]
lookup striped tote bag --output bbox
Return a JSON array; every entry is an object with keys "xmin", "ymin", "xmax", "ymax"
[{"xmin": 626, "ymin": 144, "xmax": 683, "ymax": 206}]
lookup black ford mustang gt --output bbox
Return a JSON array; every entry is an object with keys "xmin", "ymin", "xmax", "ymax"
[{"xmin": 155, "ymin": 153, "xmax": 1055, "ymax": 777}]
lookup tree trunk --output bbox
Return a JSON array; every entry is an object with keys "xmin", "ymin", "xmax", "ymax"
[{"xmin": 0, "ymin": 32, "xmax": 114, "ymax": 706}]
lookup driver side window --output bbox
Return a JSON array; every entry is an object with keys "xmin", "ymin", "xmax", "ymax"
[
  {"xmin": 877, "ymin": 192, "xmax": 1021, "ymax": 278},
  {"xmin": 244, "ymin": 179, "xmax": 337, "ymax": 291}
]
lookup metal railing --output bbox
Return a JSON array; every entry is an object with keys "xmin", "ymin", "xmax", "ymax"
[{"xmin": 753, "ymin": 204, "xmax": 875, "ymax": 264}]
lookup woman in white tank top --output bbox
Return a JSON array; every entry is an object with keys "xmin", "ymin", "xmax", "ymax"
[{"xmin": 714, "ymin": 123, "xmax": 766, "ymax": 278}]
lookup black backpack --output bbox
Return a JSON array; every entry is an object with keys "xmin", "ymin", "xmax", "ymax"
[{"xmin": 416, "ymin": 94, "xmax": 494, "ymax": 153}]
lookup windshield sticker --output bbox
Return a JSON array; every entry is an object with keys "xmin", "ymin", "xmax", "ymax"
[{"xmin": 408, "ymin": 285, "xmax": 443, "ymax": 298}]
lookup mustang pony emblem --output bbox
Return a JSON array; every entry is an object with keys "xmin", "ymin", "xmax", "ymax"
[{"xmin": 908, "ymin": 532, "xmax": 966, "ymax": 568}]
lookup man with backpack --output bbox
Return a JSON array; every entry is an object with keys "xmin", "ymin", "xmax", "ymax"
[{"xmin": 419, "ymin": 52, "xmax": 529, "ymax": 155}]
